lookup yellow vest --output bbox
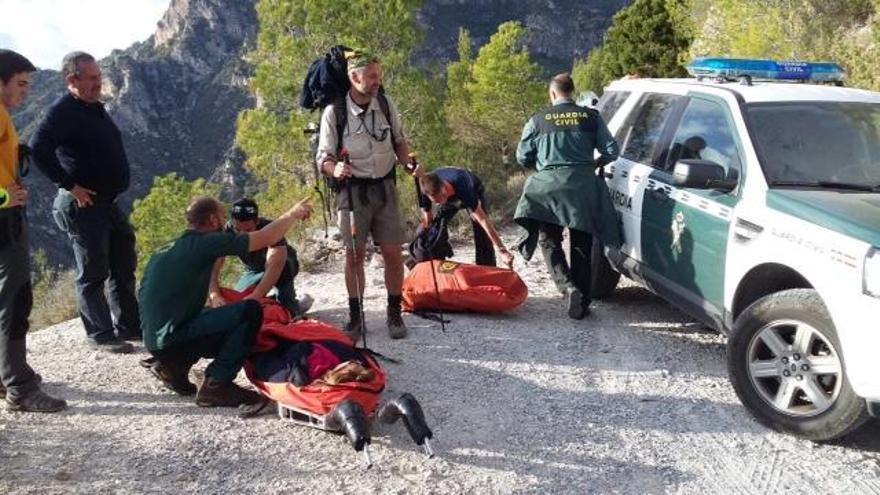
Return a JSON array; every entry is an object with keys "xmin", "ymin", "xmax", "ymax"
[{"xmin": 0, "ymin": 103, "xmax": 19, "ymax": 189}]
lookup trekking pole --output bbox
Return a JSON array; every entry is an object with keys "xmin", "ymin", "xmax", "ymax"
[
  {"xmin": 407, "ymin": 153, "xmax": 446, "ymax": 333},
  {"xmin": 304, "ymin": 123, "xmax": 329, "ymax": 238},
  {"xmin": 342, "ymin": 149, "xmax": 368, "ymax": 349}
]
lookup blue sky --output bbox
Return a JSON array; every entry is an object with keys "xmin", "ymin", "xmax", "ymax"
[{"xmin": 0, "ymin": 0, "xmax": 170, "ymax": 70}]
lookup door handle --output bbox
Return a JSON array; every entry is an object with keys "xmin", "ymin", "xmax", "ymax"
[{"xmin": 650, "ymin": 187, "xmax": 671, "ymax": 202}]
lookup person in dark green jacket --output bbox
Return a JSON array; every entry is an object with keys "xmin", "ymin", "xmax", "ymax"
[{"xmin": 514, "ymin": 73, "xmax": 620, "ymax": 319}]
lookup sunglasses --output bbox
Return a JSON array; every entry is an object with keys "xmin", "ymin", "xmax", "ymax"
[{"xmin": 231, "ymin": 205, "xmax": 257, "ymax": 219}]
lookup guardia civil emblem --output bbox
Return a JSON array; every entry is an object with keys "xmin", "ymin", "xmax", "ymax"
[{"xmin": 671, "ymin": 211, "xmax": 686, "ymax": 254}]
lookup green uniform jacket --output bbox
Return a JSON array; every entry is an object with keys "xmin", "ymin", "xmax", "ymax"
[{"xmin": 513, "ymin": 99, "xmax": 622, "ymax": 260}]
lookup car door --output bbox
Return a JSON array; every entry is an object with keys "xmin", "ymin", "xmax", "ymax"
[
  {"xmin": 640, "ymin": 94, "xmax": 743, "ymax": 320},
  {"xmin": 610, "ymin": 92, "xmax": 687, "ymax": 263}
]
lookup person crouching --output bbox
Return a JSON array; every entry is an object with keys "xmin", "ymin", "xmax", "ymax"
[{"xmin": 139, "ymin": 196, "xmax": 312, "ymax": 407}]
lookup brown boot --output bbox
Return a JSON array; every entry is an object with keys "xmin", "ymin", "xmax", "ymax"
[
  {"xmin": 7, "ymin": 389, "xmax": 67, "ymax": 413},
  {"xmin": 149, "ymin": 360, "xmax": 196, "ymax": 396},
  {"xmin": 387, "ymin": 304, "xmax": 408, "ymax": 340},
  {"xmin": 195, "ymin": 377, "xmax": 262, "ymax": 407},
  {"xmin": 345, "ymin": 310, "xmax": 366, "ymax": 343}
]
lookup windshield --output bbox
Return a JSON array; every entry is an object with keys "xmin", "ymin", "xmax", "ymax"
[{"xmin": 747, "ymin": 101, "xmax": 880, "ymax": 188}]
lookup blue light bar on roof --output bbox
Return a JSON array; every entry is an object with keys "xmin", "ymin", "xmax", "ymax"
[{"xmin": 687, "ymin": 57, "xmax": 845, "ymax": 83}]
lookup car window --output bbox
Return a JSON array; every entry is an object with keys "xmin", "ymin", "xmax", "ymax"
[
  {"xmin": 664, "ymin": 98, "xmax": 742, "ymax": 175},
  {"xmin": 748, "ymin": 102, "xmax": 880, "ymax": 186},
  {"xmin": 619, "ymin": 93, "xmax": 684, "ymax": 165},
  {"xmin": 596, "ymin": 90, "xmax": 630, "ymax": 122}
]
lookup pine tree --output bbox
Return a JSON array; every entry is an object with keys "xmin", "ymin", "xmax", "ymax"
[
  {"xmin": 130, "ymin": 173, "xmax": 219, "ymax": 277},
  {"xmin": 571, "ymin": 0, "xmax": 691, "ymax": 94}
]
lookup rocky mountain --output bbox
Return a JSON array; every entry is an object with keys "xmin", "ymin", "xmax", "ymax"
[{"xmin": 12, "ymin": 0, "xmax": 628, "ymax": 266}]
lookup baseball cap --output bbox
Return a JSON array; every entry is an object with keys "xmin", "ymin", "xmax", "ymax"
[{"xmin": 231, "ymin": 198, "xmax": 258, "ymax": 221}]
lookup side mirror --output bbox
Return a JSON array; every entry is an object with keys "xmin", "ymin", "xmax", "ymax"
[{"xmin": 671, "ymin": 159, "xmax": 737, "ymax": 192}]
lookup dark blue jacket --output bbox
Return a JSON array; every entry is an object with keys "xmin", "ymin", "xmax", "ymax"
[{"xmin": 30, "ymin": 93, "xmax": 130, "ymax": 198}]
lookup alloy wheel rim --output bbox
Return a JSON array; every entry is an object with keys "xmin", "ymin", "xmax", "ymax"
[{"xmin": 746, "ymin": 319, "xmax": 842, "ymax": 417}]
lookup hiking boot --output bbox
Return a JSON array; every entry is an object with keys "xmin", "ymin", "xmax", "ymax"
[
  {"xmin": 149, "ymin": 360, "xmax": 197, "ymax": 396},
  {"xmin": 195, "ymin": 377, "xmax": 262, "ymax": 408},
  {"xmin": 345, "ymin": 310, "xmax": 366, "ymax": 343},
  {"xmin": 88, "ymin": 338, "xmax": 134, "ymax": 354},
  {"xmin": 387, "ymin": 305, "xmax": 408, "ymax": 340},
  {"xmin": 0, "ymin": 373, "xmax": 42, "ymax": 399},
  {"xmin": 7, "ymin": 389, "xmax": 67, "ymax": 413},
  {"xmin": 566, "ymin": 287, "xmax": 588, "ymax": 320}
]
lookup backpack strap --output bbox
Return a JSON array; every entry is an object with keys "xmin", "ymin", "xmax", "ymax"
[
  {"xmin": 377, "ymin": 92, "xmax": 396, "ymax": 143},
  {"xmin": 332, "ymin": 97, "xmax": 348, "ymax": 156}
]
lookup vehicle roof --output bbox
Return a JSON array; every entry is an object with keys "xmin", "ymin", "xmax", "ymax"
[{"xmin": 606, "ymin": 78, "xmax": 880, "ymax": 104}]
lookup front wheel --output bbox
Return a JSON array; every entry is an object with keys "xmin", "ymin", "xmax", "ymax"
[{"xmin": 727, "ymin": 288, "xmax": 868, "ymax": 441}]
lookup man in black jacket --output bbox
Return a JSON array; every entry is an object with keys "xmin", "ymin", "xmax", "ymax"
[
  {"xmin": 207, "ymin": 198, "xmax": 313, "ymax": 317},
  {"xmin": 31, "ymin": 51, "xmax": 138, "ymax": 353}
]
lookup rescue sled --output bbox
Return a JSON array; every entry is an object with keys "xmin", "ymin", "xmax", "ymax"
[{"xmin": 222, "ymin": 289, "xmax": 434, "ymax": 468}]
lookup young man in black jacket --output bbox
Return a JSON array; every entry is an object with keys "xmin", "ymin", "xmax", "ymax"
[{"xmin": 208, "ymin": 198, "xmax": 313, "ymax": 317}]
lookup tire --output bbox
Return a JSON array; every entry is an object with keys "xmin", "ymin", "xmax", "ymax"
[
  {"xmin": 590, "ymin": 239, "xmax": 620, "ymax": 300},
  {"xmin": 727, "ymin": 288, "xmax": 869, "ymax": 441}
]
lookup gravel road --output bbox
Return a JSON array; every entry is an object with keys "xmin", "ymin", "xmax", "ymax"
[{"xmin": 2, "ymin": 236, "xmax": 879, "ymax": 494}]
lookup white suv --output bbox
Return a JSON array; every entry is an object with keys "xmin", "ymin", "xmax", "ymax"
[{"xmin": 593, "ymin": 59, "xmax": 880, "ymax": 440}]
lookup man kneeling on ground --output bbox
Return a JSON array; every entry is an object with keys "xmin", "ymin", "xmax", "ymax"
[
  {"xmin": 139, "ymin": 196, "xmax": 312, "ymax": 407},
  {"xmin": 208, "ymin": 198, "xmax": 313, "ymax": 317}
]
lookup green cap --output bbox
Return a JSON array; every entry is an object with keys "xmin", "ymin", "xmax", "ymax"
[{"xmin": 347, "ymin": 50, "xmax": 379, "ymax": 70}]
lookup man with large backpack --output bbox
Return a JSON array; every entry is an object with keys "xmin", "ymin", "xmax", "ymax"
[{"xmin": 315, "ymin": 53, "xmax": 417, "ymax": 341}]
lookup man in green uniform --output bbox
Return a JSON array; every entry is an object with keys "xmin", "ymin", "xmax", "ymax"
[
  {"xmin": 514, "ymin": 73, "xmax": 621, "ymax": 319},
  {"xmin": 139, "ymin": 196, "xmax": 312, "ymax": 407}
]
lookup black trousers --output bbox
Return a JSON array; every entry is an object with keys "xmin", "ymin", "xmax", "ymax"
[
  {"xmin": 53, "ymin": 190, "xmax": 140, "ymax": 343},
  {"xmin": 151, "ymin": 301, "xmax": 263, "ymax": 384},
  {"xmin": 0, "ymin": 207, "xmax": 39, "ymax": 398},
  {"xmin": 437, "ymin": 190, "xmax": 496, "ymax": 267},
  {"xmin": 537, "ymin": 222, "xmax": 593, "ymax": 302}
]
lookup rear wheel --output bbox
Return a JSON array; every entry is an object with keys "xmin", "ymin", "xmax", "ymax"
[
  {"xmin": 590, "ymin": 240, "xmax": 621, "ymax": 299},
  {"xmin": 727, "ymin": 289, "xmax": 868, "ymax": 441}
]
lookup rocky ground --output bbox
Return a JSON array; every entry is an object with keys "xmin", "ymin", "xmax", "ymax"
[{"xmin": 2, "ymin": 234, "xmax": 880, "ymax": 494}]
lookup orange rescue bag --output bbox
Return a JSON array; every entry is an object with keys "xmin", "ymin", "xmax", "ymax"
[{"xmin": 402, "ymin": 260, "xmax": 528, "ymax": 314}]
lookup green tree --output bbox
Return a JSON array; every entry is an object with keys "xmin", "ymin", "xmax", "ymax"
[
  {"xmin": 444, "ymin": 22, "xmax": 545, "ymax": 191},
  {"xmin": 571, "ymin": 0, "xmax": 691, "ymax": 94},
  {"xmin": 600, "ymin": 0, "xmax": 692, "ymax": 80},
  {"xmin": 571, "ymin": 45, "xmax": 607, "ymax": 94},
  {"xmin": 130, "ymin": 173, "xmax": 220, "ymax": 277}
]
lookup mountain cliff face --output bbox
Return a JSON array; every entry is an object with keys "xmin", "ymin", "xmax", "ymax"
[
  {"xmin": 13, "ymin": 0, "xmax": 626, "ymax": 265},
  {"xmin": 14, "ymin": 0, "xmax": 256, "ymax": 264},
  {"xmin": 417, "ymin": 0, "xmax": 628, "ymax": 71}
]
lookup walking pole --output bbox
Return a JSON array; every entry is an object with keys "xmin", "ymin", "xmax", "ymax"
[
  {"xmin": 342, "ymin": 149, "xmax": 368, "ymax": 349},
  {"xmin": 304, "ymin": 123, "xmax": 329, "ymax": 238},
  {"xmin": 407, "ymin": 153, "xmax": 446, "ymax": 333}
]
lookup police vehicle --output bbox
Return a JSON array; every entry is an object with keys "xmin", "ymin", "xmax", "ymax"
[{"xmin": 592, "ymin": 58, "xmax": 880, "ymax": 440}]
